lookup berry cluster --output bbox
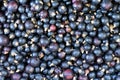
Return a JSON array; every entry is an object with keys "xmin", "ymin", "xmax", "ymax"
[{"xmin": 0, "ymin": 0, "xmax": 120, "ymax": 80}]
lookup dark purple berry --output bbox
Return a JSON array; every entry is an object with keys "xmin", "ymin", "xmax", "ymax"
[
  {"xmin": 8, "ymin": 1, "xmax": 18, "ymax": 12},
  {"xmin": 63, "ymin": 69, "xmax": 73, "ymax": 80},
  {"xmin": 58, "ymin": 52, "xmax": 66, "ymax": 59},
  {"xmin": 78, "ymin": 75, "xmax": 88, "ymax": 80},
  {"xmin": 101, "ymin": 0, "xmax": 112, "ymax": 10},
  {"xmin": 115, "ymin": 48, "xmax": 120, "ymax": 57},
  {"xmin": 40, "ymin": 36, "xmax": 49, "ymax": 47},
  {"xmin": 25, "ymin": 20, "xmax": 34, "ymax": 29},
  {"xmin": 25, "ymin": 65, "xmax": 34, "ymax": 73},
  {"xmin": 49, "ymin": 42, "xmax": 59, "ymax": 52},
  {"xmin": 0, "ymin": 35, "xmax": 9, "ymax": 46},
  {"xmin": 39, "ymin": 10, "xmax": 48, "ymax": 18},
  {"xmin": 11, "ymin": 73, "xmax": 21, "ymax": 80},
  {"xmin": 73, "ymin": 1, "xmax": 82, "ymax": 11},
  {"xmin": 30, "ymin": 58, "xmax": 40, "ymax": 67}
]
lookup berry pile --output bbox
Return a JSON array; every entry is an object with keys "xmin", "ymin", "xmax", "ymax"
[{"xmin": 0, "ymin": 0, "xmax": 120, "ymax": 80}]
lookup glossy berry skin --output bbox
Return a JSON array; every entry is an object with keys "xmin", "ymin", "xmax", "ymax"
[
  {"xmin": 69, "ymin": 14, "xmax": 76, "ymax": 21},
  {"xmin": 88, "ymin": 72, "xmax": 96, "ymax": 79},
  {"xmin": 98, "ymin": 32, "xmax": 107, "ymax": 40},
  {"xmin": 104, "ymin": 74, "xmax": 111, "ymax": 80},
  {"xmin": 63, "ymin": 69, "xmax": 73, "ymax": 80},
  {"xmin": 51, "ymin": 0, "xmax": 59, "ymax": 7},
  {"xmin": 17, "ymin": 64, "xmax": 24, "ymax": 71},
  {"xmin": 104, "ymin": 54, "xmax": 113, "ymax": 62},
  {"xmin": 58, "ymin": 5, "xmax": 67, "ymax": 14},
  {"xmin": 115, "ymin": 63, "xmax": 120, "ymax": 71},
  {"xmin": 40, "ymin": 36, "xmax": 49, "ymax": 47},
  {"xmin": 19, "ymin": 0, "xmax": 27, "ymax": 4},
  {"xmin": 97, "ymin": 71, "xmax": 104, "ymax": 78},
  {"xmin": 86, "ymin": 24, "xmax": 94, "ymax": 32},
  {"xmin": 25, "ymin": 20, "xmax": 34, "ymax": 30},
  {"xmin": 93, "ymin": 47, "xmax": 102, "ymax": 57},
  {"xmin": 72, "ymin": 49, "xmax": 81, "ymax": 57},
  {"xmin": 78, "ymin": 23, "xmax": 86, "ymax": 31},
  {"xmin": 30, "ymin": 58, "xmax": 40, "ymax": 67},
  {"xmin": 112, "ymin": 13, "xmax": 120, "ymax": 21},
  {"xmin": 86, "ymin": 53, "xmax": 95, "ymax": 63},
  {"xmin": 8, "ymin": 1, "xmax": 18, "ymax": 12}
]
